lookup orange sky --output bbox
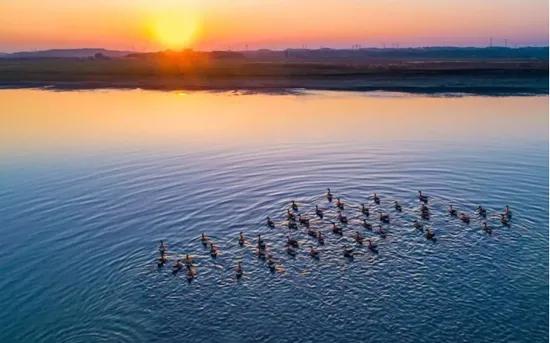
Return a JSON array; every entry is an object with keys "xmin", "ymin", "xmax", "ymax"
[{"xmin": 0, "ymin": 0, "xmax": 548, "ymax": 52}]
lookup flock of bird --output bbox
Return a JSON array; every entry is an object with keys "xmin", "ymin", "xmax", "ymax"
[{"xmin": 156, "ymin": 189, "xmax": 513, "ymax": 281}]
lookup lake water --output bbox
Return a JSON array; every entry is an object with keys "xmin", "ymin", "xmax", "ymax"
[{"xmin": 0, "ymin": 89, "xmax": 548, "ymax": 343}]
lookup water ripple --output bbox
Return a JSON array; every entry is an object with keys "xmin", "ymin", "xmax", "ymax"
[{"xmin": 0, "ymin": 97, "xmax": 548, "ymax": 343}]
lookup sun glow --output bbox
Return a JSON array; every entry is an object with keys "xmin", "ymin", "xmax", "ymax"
[{"xmin": 149, "ymin": 12, "xmax": 200, "ymax": 50}]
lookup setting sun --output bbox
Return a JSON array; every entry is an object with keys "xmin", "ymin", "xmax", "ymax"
[{"xmin": 149, "ymin": 12, "xmax": 200, "ymax": 50}]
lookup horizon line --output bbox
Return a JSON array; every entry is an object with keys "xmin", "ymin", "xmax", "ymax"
[{"xmin": 2, "ymin": 45, "xmax": 549, "ymax": 55}]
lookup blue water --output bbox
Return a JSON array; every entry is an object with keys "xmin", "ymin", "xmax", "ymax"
[{"xmin": 0, "ymin": 90, "xmax": 548, "ymax": 342}]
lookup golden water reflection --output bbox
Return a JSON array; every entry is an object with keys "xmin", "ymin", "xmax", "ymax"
[{"xmin": 1, "ymin": 89, "xmax": 547, "ymax": 155}]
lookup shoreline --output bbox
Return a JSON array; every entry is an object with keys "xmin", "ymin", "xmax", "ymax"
[{"xmin": 0, "ymin": 80, "xmax": 547, "ymax": 96}]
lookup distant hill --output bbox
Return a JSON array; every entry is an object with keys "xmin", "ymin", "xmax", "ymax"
[{"xmin": 0, "ymin": 48, "xmax": 135, "ymax": 59}]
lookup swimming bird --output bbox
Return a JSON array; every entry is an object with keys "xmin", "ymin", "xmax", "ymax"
[
  {"xmin": 315, "ymin": 205, "xmax": 324, "ymax": 218},
  {"xmin": 288, "ymin": 221, "xmax": 298, "ymax": 230},
  {"xmin": 186, "ymin": 265, "xmax": 195, "ymax": 280},
  {"xmin": 394, "ymin": 201, "xmax": 402, "ymax": 212},
  {"xmin": 418, "ymin": 190, "xmax": 428, "ymax": 203},
  {"xmin": 239, "ymin": 232, "xmax": 245, "ymax": 246},
  {"xmin": 327, "ymin": 188, "xmax": 333, "ymax": 202},
  {"xmin": 336, "ymin": 198, "xmax": 344, "ymax": 210},
  {"xmin": 447, "ymin": 204, "xmax": 457, "ymax": 217},
  {"xmin": 307, "ymin": 227, "xmax": 317, "ymax": 237},
  {"xmin": 413, "ymin": 219, "xmax": 423, "ymax": 231},
  {"xmin": 332, "ymin": 223, "xmax": 343, "ymax": 235},
  {"xmin": 343, "ymin": 246, "xmax": 354, "ymax": 258},
  {"xmin": 257, "ymin": 234, "xmax": 266, "ymax": 250},
  {"xmin": 503, "ymin": 205, "xmax": 512, "ymax": 219},
  {"xmin": 298, "ymin": 214, "xmax": 310, "ymax": 227},
  {"xmin": 317, "ymin": 231, "xmax": 325, "ymax": 245},
  {"xmin": 363, "ymin": 219, "xmax": 373, "ymax": 230},
  {"xmin": 159, "ymin": 240, "xmax": 167, "ymax": 256},
  {"xmin": 209, "ymin": 243, "xmax": 218, "ymax": 258},
  {"xmin": 158, "ymin": 242, "xmax": 168, "ymax": 266},
  {"xmin": 421, "ymin": 203, "xmax": 430, "ymax": 213},
  {"xmin": 477, "ymin": 205, "xmax": 487, "ymax": 217},
  {"xmin": 338, "ymin": 211, "xmax": 348, "ymax": 224},
  {"xmin": 236, "ymin": 262, "xmax": 243, "ymax": 279},
  {"xmin": 287, "ymin": 235, "xmax": 299, "ymax": 248},
  {"xmin": 448, "ymin": 205, "xmax": 457, "ymax": 216},
  {"xmin": 291, "ymin": 200, "xmax": 299, "ymax": 211},
  {"xmin": 184, "ymin": 254, "xmax": 193, "ymax": 267},
  {"xmin": 309, "ymin": 246, "xmax": 320, "ymax": 259},
  {"xmin": 421, "ymin": 204, "xmax": 430, "ymax": 219},
  {"xmin": 287, "ymin": 210, "xmax": 296, "ymax": 221},
  {"xmin": 201, "ymin": 233, "xmax": 209, "ymax": 246},
  {"xmin": 459, "ymin": 213, "xmax": 470, "ymax": 224},
  {"xmin": 482, "ymin": 222, "xmax": 492, "ymax": 234},
  {"xmin": 373, "ymin": 193, "xmax": 380, "ymax": 205},
  {"xmin": 500, "ymin": 214, "xmax": 510, "ymax": 226},
  {"xmin": 267, "ymin": 255, "xmax": 276, "ymax": 272},
  {"xmin": 425, "ymin": 228, "xmax": 435, "ymax": 241},
  {"xmin": 257, "ymin": 246, "xmax": 267, "ymax": 258},
  {"xmin": 379, "ymin": 213, "xmax": 390, "ymax": 223},
  {"xmin": 367, "ymin": 239, "xmax": 378, "ymax": 252},
  {"xmin": 376, "ymin": 225, "xmax": 387, "ymax": 239},
  {"xmin": 361, "ymin": 203, "xmax": 370, "ymax": 217},
  {"xmin": 157, "ymin": 254, "xmax": 168, "ymax": 268},
  {"xmin": 172, "ymin": 259, "xmax": 183, "ymax": 275},
  {"xmin": 267, "ymin": 216, "xmax": 275, "ymax": 228},
  {"xmin": 354, "ymin": 231, "xmax": 364, "ymax": 245}
]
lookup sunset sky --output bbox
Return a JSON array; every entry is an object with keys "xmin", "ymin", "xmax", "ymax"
[{"xmin": 0, "ymin": 0, "xmax": 548, "ymax": 52}]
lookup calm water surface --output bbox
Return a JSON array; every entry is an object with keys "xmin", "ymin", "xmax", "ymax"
[{"xmin": 0, "ymin": 90, "xmax": 548, "ymax": 343}]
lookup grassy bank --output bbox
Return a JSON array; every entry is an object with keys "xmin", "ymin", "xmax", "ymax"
[{"xmin": 0, "ymin": 56, "xmax": 547, "ymax": 95}]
